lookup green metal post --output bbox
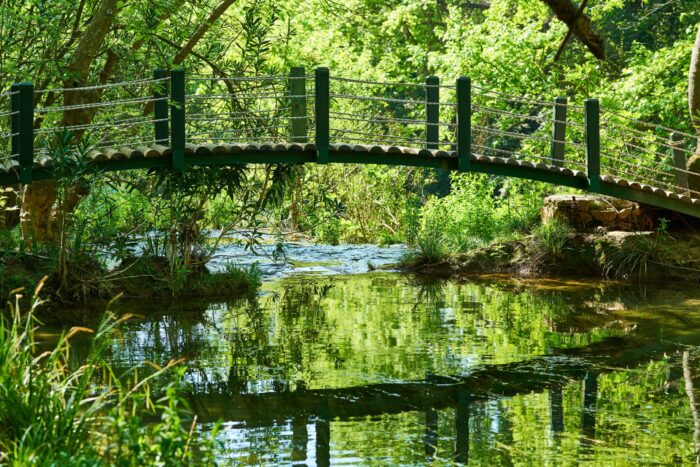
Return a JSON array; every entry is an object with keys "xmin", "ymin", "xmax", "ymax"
[
  {"xmin": 170, "ymin": 69, "xmax": 185, "ymax": 171},
  {"xmin": 585, "ymin": 99, "xmax": 600, "ymax": 192},
  {"xmin": 551, "ymin": 97, "xmax": 567, "ymax": 167},
  {"xmin": 10, "ymin": 84, "xmax": 19, "ymax": 159},
  {"xmin": 581, "ymin": 372, "xmax": 598, "ymax": 442},
  {"xmin": 18, "ymin": 82, "xmax": 34, "ymax": 184},
  {"xmin": 671, "ymin": 132, "xmax": 688, "ymax": 194},
  {"xmin": 426, "ymin": 76, "xmax": 440, "ymax": 149},
  {"xmin": 456, "ymin": 77, "xmax": 471, "ymax": 172},
  {"xmin": 154, "ymin": 69, "xmax": 170, "ymax": 145},
  {"xmin": 315, "ymin": 67, "xmax": 329, "ymax": 164},
  {"xmin": 289, "ymin": 67, "xmax": 307, "ymax": 143}
]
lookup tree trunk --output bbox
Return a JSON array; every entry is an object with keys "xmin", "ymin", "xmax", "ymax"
[
  {"xmin": 173, "ymin": 0, "xmax": 239, "ymax": 66},
  {"xmin": 20, "ymin": 0, "xmax": 119, "ymax": 243},
  {"xmin": 19, "ymin": 0, "xmax": 239, "ymax": 244},
  {"xmin": 686, "ymin": 24, "xmax": 700, "ymax": 191},
  {"xmin": 690, "ymin": 24, "xmax": 700, "ymax": 148}
]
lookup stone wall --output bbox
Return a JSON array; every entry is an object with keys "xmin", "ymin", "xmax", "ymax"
[{"xmin": 541, "ymin": 194, "xmax": 655, "ymax": 231}]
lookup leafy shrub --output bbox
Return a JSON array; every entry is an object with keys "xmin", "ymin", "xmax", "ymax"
[
  {"xmin": 414, "ymin": 174, "xmax": 548, "ymax": 259},
  {"xmin": 415, "ymin": 214, "xmax": 447, "ymax": 263},
  {"xmin": 222, "ymin": 261, "xmax": 263, "ymax": 291}
]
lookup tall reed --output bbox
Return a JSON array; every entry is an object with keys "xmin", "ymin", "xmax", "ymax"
[{"xmin": 0, "ymin": 279, "xmax": 220, "ymax": 465}]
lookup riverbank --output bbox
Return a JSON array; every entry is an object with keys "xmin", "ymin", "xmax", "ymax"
[
  {"xmin": 0, "ymin": 253, "xmax": 262, "ymax": 304},
  {"xmin": 402, "ymin": 227, "xmax": 700, "ymax": 283},
  {"xmin": 0, "ymin": 239, "xmax": 408, "ymax": 304},
  {"xmin": 401, "ymin": 195, "xmax": 700, "ymax": 283}
]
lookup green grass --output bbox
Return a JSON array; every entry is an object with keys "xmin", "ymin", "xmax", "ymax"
[
  {"xmin": 0, "ymin": 280, "xmax": 220, "ymax": 465},
  {"xmin": 529, "ymin": 220, "xmax": 574, "ymax": 260}
]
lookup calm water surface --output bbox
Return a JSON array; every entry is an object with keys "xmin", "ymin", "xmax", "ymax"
[{"xmin": 58, "ymin": 243, "xmax": 700, "ymax": 465}]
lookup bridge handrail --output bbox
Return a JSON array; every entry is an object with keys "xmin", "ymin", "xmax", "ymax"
[{"xmin": 1, "ymin": 66, "xmax": 699, "ymax": 214}]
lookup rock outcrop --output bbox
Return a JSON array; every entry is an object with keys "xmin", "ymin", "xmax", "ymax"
[{"xmin": 541, "ymin": 194, "xmax": 654, "ymax": 231}]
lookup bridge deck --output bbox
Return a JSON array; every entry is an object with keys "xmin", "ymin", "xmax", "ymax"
[
  {"xmin": 5, "ymin": 68, "xmax": 700, "ymax": 218},
  {"xmin": 2, "ymin": 141, "xmax": 696, "ymax": 217}
]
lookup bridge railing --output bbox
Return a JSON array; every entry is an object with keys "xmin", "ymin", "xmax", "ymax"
[
  {"xmin": 185, "ymin": 71, "xmax": 316, "ymax": 145},
  {"xmin": 31, "ymin": 76, "xmax": 171, "ymax": 167},
  {"xmin": 327, "ymin": 75, "xmax": 455, "ymax": 150},
  {"xmin": 0, "ymin": 89, "xmax": 19, "ymax": 169},
  {"xmin": 599, "ymin": 109, "xmax": 698, "ymax": 197},
  {"xmin": 3, "ymin": 66, "xmax": 700, "ymax": 207},
  {"xmin": 470, "ymin": 87, "xmax": 589, "ymax": 174}
]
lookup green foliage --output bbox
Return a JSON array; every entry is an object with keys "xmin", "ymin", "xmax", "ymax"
[
  {"xmin": 277, "ymin": 165, "xmax": 421, "ymax": 245},
  {"xmin": 415, "ymin": 173, "xmax": 547, "ymax": 258},
  {"xmin": 0, "ymin": 0, "xmax": 698, "ymax": 285},
  {"xmin": 529, "ymin": 219, "xmax": 574, "ymax": 260},
  {"xmin": 0, "ymin": 286, "xmax": 220, "ymax": 465},
  {"xmin": 414, "ymin": 214, "xmax": 446, "ymax": 263},
  {"xmin": 218, "ymin": 261, "xmax": 263, "ymax": 292}
]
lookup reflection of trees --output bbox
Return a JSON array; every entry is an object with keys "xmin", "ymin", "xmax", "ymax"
[
  {"xmin": 88, "ymin": 274, "xmax": 700, "ymax": 404},
  {"xmin": 684, "ymin": 351, "xmax": 700, "ymax": 465},
  {"xmin": 216, "ymin": 279, "xmax": 342, "ymax": 394}
]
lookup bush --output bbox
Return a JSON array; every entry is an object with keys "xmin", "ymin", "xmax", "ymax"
[
  {"xmin": 414, "ymin": 173, "xmax": 548, "ymax": 259},
  {"xmin": 530, "ymin": 220, "xmax": 574, "ymax": 259}
]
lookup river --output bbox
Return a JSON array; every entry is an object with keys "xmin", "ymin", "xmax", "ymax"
[{"xmin": 47, "ymin": 242, "xmax": 700, "ymax": 465}]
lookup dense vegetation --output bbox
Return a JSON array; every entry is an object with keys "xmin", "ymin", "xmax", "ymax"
[
  {"xmin": 0, "ymin": 1, "xmax": 698, "ymax": 464},
  {"xmin": 0, "ymin": 282, "xmax": 220, "ymax": 465},
  {"xmin": 0, "ymin": 0, "xmax": 696, "ymax": 297}
]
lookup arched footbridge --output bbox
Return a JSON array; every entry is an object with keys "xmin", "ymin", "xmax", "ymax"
[{"xmin": 2, "ymin": 67, "xmax": 699, "ymax": 217}]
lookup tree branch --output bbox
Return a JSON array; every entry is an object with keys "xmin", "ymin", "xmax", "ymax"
[
  {"xmin": 540, "ymin": 0, "xmax": 605, "ymax": 60},
  {"xmin": 173, "ymin": 0, "xmax": 238, "ymax": 66}
]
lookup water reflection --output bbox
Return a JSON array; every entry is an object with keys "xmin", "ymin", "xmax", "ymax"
[{"xmin": 56, "ymin": 273, "xmax": 700, "ymax": 464}]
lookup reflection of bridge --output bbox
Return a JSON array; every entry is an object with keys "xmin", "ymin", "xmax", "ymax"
[
  {"xmin": 3, "ymin": 67, "xmax": 700, "ymax": 217},
  {"xmin": 189, "ymin": 336, "xmax": 683, "ymax": 465}
]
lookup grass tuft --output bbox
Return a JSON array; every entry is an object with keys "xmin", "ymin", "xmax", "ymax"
[{"xmin": 0, "ymin": 280, "xmax": 220, "ymax": 465}]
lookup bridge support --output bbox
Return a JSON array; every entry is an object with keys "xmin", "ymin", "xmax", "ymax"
[
  {"xmin": 585, "ymin": 99, "xmax": 600, "ymax": 193},
  {"xmin": 671, "ymin": 132, "xmax": 689, "ymax": 194},
  {"xmin": 10, "ymin": 84, "xmax": 19, "ymax": 162},
  {"xmin": 170, "ymin": 69, "xmax": 186, "ymax": 171},
  {"xmin": 455, "ymin": 389, "xmax": 470, "ymax": 464},
  {"xmin": 289, "ymin": 67, "xmax": 308, "ymax": 143},
  {"xmin": 315, "ymin": 68, "xmax": 330, "ymax": 164},
  {"xmin": 154, "ymin": 69, "xmax": 170, "ymax": 145},
  {"xmin": 424, "ymin": 407, "xmax": 439, "ymax": 460},
  {"xmin": 580, "ymin": 371, "xmax": 598, "ymax": 451},
  {"xmin": 291, "ymin": 417, "xmax": 308, "ymax": 463},
  {"xmin": 551, "ymin": 97, "xmax": 567, "ymax": 168},
  {"xmin": 457, "ymin": 77, "xmax": 471, "ymax": 172},
  {"xmin": 315, "ymin": 407, "xmax": 331, "ymax": 467},
  {"xmin": 549, "ymin": 384, "xmax": 564, "ymax": 436},
  {"xmin": 426, "ymin": 76, "xmax": 440, "ymax": 149},
  {"xmin": 17, "ymin": 82, "xmax": 34, "ymax": 185}
]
